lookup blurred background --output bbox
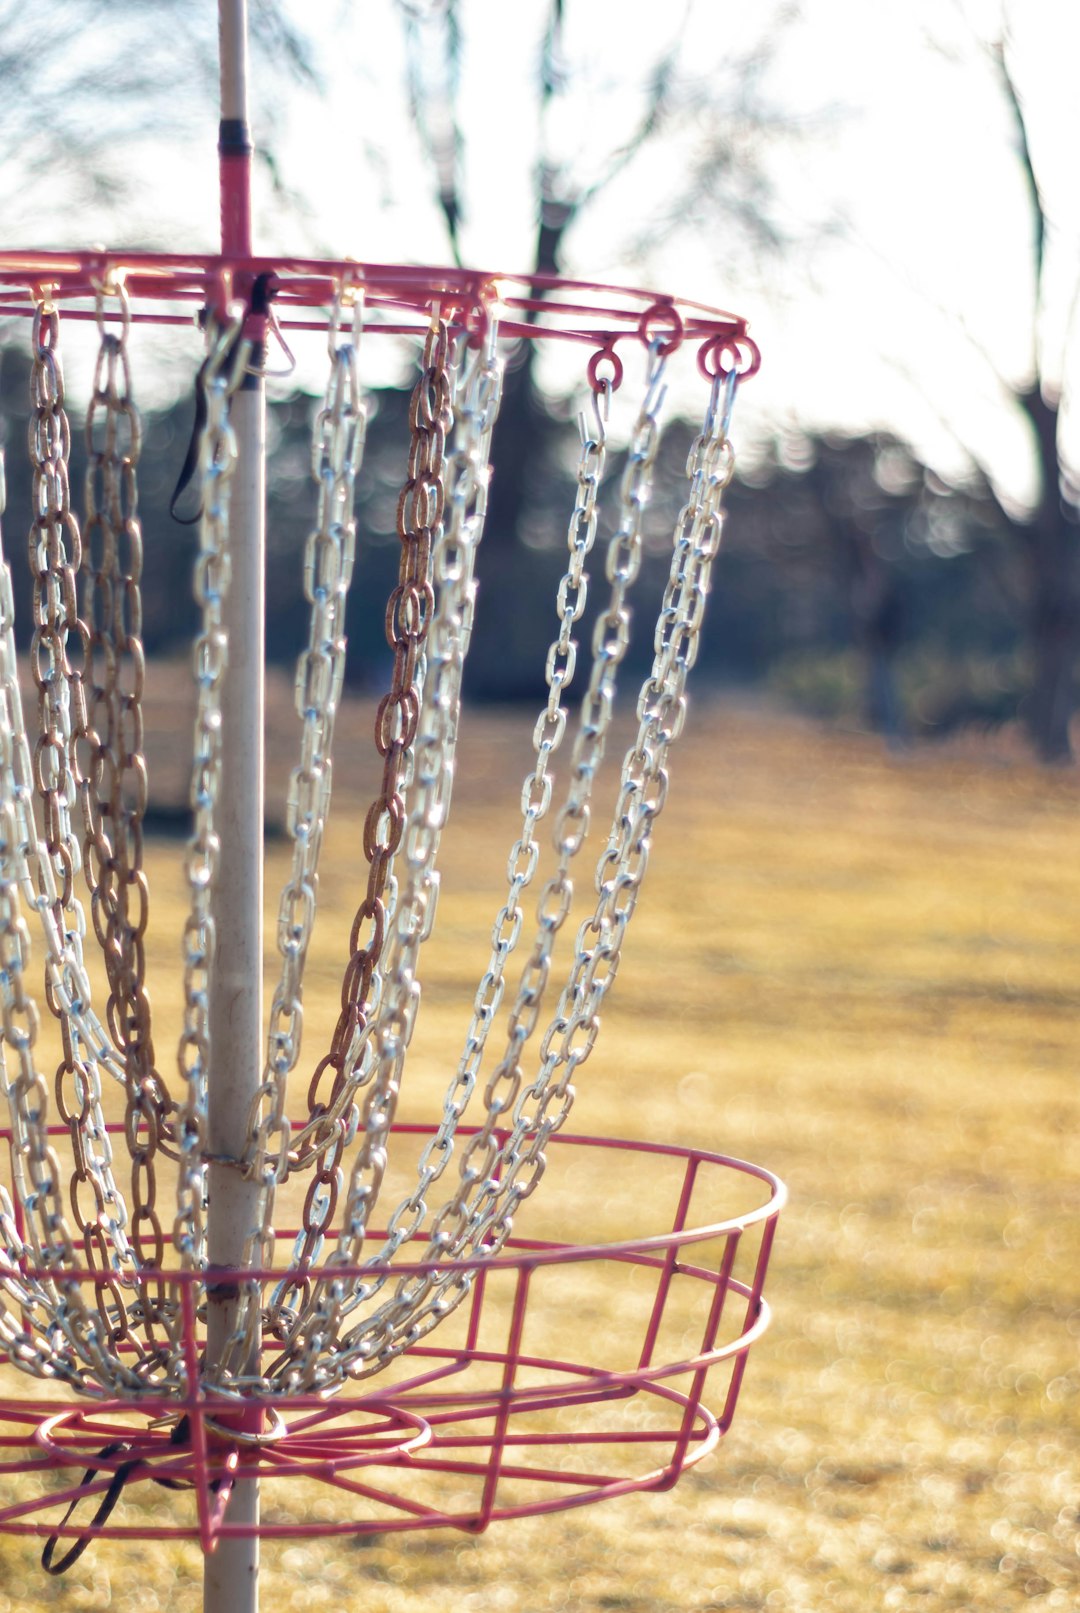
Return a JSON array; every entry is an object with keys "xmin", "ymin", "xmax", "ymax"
[
  {"xmin": 2, "ymin": 0, "xmax": 1077, "ymax": 759},
  {"xmin": 0, "ymin": 8, "xmax": 1077, "ymax": 1610}
]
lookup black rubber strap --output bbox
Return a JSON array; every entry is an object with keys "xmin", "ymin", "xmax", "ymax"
[
  {"xmin": 41, "ymin": 1442, "xmax": 136, "ymax": 1576},
  {"xmin": 41, "ymin": 1416, "xmax": 196, "ymax": 1574},
  {"xmin": 169, "ymin": 349, "xmax": 212, "ymax": 524},
  {"xmin": 169, "ymin": 274, "xmax": 276, "ymax": 521}
]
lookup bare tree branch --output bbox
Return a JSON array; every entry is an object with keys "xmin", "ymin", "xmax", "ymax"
[
  {"xmin": 990, "ymin": 33, "xmax": 1045, "ymax": 331},
  {"xmin": 925, "ymin": 6, "xmax": 1079, "ymax": 758},
  {"xmin": 401, "ymin": 1, "xmax": 465, "ymax": 264},
  {"xmin": 0, "ymin": 0, "xmax": 320, "ymax": 242},
  {"xmin": 574, "ymin": 29, "xmax": 684, "ymax": 213}
]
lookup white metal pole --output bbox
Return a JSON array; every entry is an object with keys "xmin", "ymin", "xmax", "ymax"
[
  {"xmin": 206, "ymin": 4, "xmax": 262, "ymax": 1611},
  {"xmin": 203, "ymin": 374, "xmax": 264, "ymax": 1613}
]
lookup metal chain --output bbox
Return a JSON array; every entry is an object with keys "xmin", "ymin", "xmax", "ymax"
[
  {"xmin": 338, "ymin": 350, "xmax": 672, "ymax": 1369},
  {"xmin": 17, "ymin": 304, "xmax": 131, "ymax": 1099},
  {"xmin": 342, "ymin": 361, "xmax": 737, "ymax": 1376},
  {"xmin": 0, "ymin": 299, "xmax": 741, "ymax": 1402},
  {"xmin": 445, "ymin": 384, "xmax": 609, "ymax": 1148},
  {"xmin": 474, "ymin": 366, "xmax": 739, "ymax": 1252},
  {"xmin": 267, "ymin": 323, "xmax": 502, "ymax": 1389},
  {"xmin": 364, "ymin": 322, "xmax": 503, "ymax": 1248},
  {"xmin": 27, "ymin": 302, "xmax": 139, "ymax": 1350},
  {"xmin": 244, "ymin": 291, "xmax": 367, "ymax": 1291},
  {"xmin": 77, "ymin": 283, "xmax": 172, "ymax": 1305},
  {"xmin": 0, "ymin": 472, "xmax": 76, "ymax": 1273},
  {"xmin": 442, "ymin": 383, "xmax": 613, "ymax": 1170},
  {"xmin": 0, "ymin": 456, "xmax": 142, "ymax": 1394},
  {"xmin": 276, "ymin": 315, "xmax": 451, "ymax": 1297},
  {"xmin": 172, "ymin": 310, "xmax": 250, "ymax": 1271}
]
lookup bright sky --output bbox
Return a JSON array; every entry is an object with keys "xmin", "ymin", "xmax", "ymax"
[{"xmin": 16, "ymin": 0, "xmax": 1080, "ymax": 513}]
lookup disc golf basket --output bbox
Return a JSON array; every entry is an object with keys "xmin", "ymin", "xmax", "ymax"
[{"xmin": 0, "ymin": 5, "xmax": 783, "ymax": 1607}]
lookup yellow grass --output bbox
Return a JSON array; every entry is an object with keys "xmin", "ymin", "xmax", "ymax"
[{"xmin": 0, "ymin": 694, "xmax": 1077, "ymax": 1611}]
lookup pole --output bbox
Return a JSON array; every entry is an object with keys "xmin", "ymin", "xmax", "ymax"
[{"xmin": 206, "ymin": 4, "xmax": 263, "ymax": 1611}]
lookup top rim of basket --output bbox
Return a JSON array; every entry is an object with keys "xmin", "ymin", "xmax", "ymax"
[
  {"xmin": 0, "ymin": 250, "xmax": 757, "ymax": 372},
  {"xmin": 0, "ymin": 1125, "xmax": 787, "ymax": 1277}
]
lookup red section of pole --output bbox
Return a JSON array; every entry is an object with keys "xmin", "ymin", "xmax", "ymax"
[
  {"xmin": 220, "ymin": 150, "xmax": 253, "ymax": 262},
  {"xmin": 219, "ymin": 0, "xmax": 253, "ymax": 261}
]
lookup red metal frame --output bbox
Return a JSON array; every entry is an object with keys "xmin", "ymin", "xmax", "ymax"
[
  {"xmin": 0, "ymin": 247, "xmax": 771, "ymax": 1560},
  {"xmin": 0, "ymin": 250, "xmax": 760, "ymax": 377},
  {"xmin": 0, "ymin": 1130, "xmax": 783, "ymax": 1552}
]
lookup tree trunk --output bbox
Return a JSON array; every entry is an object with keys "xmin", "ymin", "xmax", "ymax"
[
  {"xmin": 828, "ymin": 473, "xmax": 908, "ymax": 747},
  {"xmin": 1024, "ymin": 523, "xmax": 1078, "ymax": 763},
  {"xmin": 483, "ymin": 204, "xmax": 571, "ymax": 556},
  {"xmin": 1018, "ymin": 386, "xmax": 1078, "ymax": 763},
  {"xmin": 465, "ymin": 206, "xmax": 573, "ymax": 701},
  {"xmin": 850, "ymin": 543, "xmax": 906, "ymax": 748}
]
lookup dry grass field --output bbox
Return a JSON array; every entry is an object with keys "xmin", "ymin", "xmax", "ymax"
[{"xmin": 0, "ymin": 690, "xmax": 1077, "ymax": 1611}]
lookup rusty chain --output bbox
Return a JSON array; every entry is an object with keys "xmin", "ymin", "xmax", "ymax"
[
  {"xmin": 333, "ymin": 349, "xmax": 673, "ymax": 1372},
  {"xmin": 244, "ymin": 289, "xmax": 367, "ymax": 1322},
  {"xmin": 262, "ymin": 315, "xmax": 453, "ymax": 1375},
  {"xmin": 78, "ymin": 284, "xmax": 174, "ymax": 1313},
  {"xmin": 271, "ymin": 315, "xmax": 451, "ymax": 1308},
  {"xmin": 0, "ymin": 433, "xmax": 144, "ymax": 1394},
  {"xmin": 26, "ymin": 301, "xmax": 147, "ymax": 1362},
  {"xmin": 269, "ymin": 319, "xmax": 502, "ymax": 1388}
]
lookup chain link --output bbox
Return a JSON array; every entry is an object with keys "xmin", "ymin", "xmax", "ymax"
[
  {"xmin": 275, "ymin": 316, "xmax": 451, "ymax": 1295},
  {"xmin": 476, "ymin": 366, "xmax": 738, "ymax": 1251},
  {"xmin": 171, "ymin": 309, "xmax": 250, "ymax": 1271},
  {"xmin": 347, "ymin": 357, "xmax": 733, "ymax": 1376},
  {"xmin": 0, "ymin": 447, "xmax": 145, "ymax": 1394},
  {"xmin": 77, "ymin": 285, "xmax": 174, "ymax": 1311},
  {"xmin": 260, "ymin": 316, "xmax": 459, "ymax": 1379},
  {"xmin": 26, "ymin": 302, "xmax": 145, "ymax": 1362},
  {"xmin": 338, "ymin": 350, "xmax": 672, "ymax": 1367},
  {"xmin": 268, "ymin": 321, "xmax": 503, "ymax": 1388},
  {"xmin": 0, "ymin": 296, "xmax": 742, "ymax": 1403},
  {"xmin": 449, "ymin": 384, "xmax": 609, "ymax": 1135},
  {"xmin": 244, "ymin": 291, "xmax": 367, "ymax": 1309}
]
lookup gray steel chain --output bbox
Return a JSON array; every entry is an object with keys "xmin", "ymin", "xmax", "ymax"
[
  {"xmin": 344, "ymin": 357, "xmax": 737, "ymax": 1377},
  {"xmin": 475, "ymin": 365, "xmax": 740, "ymax": 1253},
  {"xmin": 444, "ymin": 381, "xmax": 610, "ymax": 1147},
  {"xmin": 172, "ymin": 309, "xmax": 250, "ymax": 1271},
  {"xmin": 267, "ymin": 322, "xmax": 502, "ymax": 1391},
  {"xmin": 335, "ymin": 349, "xmax": 674, "ymax": 1370},
  {"xmin": 245, "ymin": 289, "xmax": 367, "ymax": 1288}
]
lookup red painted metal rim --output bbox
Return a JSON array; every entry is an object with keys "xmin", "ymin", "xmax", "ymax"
[
  {"xmin": 2, "ymin": 1125, "xmax": 786, "ymax": 1280},
  {"xmin": 0, "ymin": 250, "xmax": 757, "ymax": 368}
]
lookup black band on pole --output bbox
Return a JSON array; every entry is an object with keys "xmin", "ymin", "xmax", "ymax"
[{"xmin": 219, "ymin": 117, "xmax": 253, "ymax": 157}]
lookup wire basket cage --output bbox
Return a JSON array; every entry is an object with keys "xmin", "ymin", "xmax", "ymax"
[
  {"xmin": 0, "ymin": 241, "xmax": 780, "ymax": 1583},
  {"xmin": 0, "ymin": 1128, "xmax": 782, "ymax": 1555}
]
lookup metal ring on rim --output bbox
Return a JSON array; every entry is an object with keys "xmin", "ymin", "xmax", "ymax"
[
  {"xmin": 697, "ymin": 333, "xmax": 762, "ymax": 381},
  {"xmin": 460, "ymin": 294, "xmax": 491, "ymax": 350},
  {"xmin": 587, "ymin": 344, "xmax": 623, "ymax": 393},
  {"xmin": 200, "ymin": 1407, "xmax": 290, "ymax": 1448},
  {"xmin": 637, "ymin": 299, "xmax": 684, "ymax": 356}
]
